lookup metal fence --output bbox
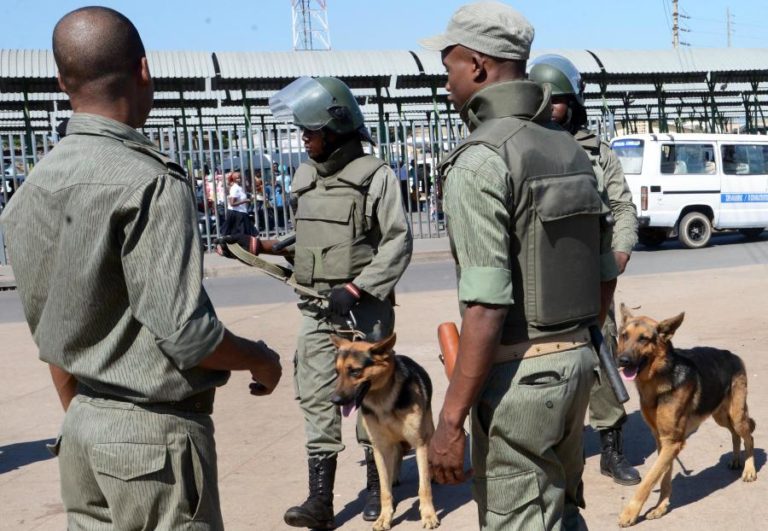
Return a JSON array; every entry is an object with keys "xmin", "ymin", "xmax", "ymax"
[{"xmin": 0, "ymin": 118, "xmax": 467, "ymax": 265}]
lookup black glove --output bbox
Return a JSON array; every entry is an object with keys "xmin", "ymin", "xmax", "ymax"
[
  {"xmin": 328, "ymin": 283, "xmax": 361, "ymax": 316},
  {"xmin": 215, "ymin": 235, "xmax": 260, "ymax": 258}
]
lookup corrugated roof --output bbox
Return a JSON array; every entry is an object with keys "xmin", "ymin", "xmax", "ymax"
[
  {"xmin": 0, "ymin": 49, "xmax": 56, "ymax": 78},
  {"xmin": 215, "ymin": 50, "xmax": 420, "ymax": 80}
]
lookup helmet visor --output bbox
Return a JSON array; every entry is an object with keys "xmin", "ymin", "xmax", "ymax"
[{"xmin": 269, "ymin": 76, "xmax": 335, "ymax": 130}]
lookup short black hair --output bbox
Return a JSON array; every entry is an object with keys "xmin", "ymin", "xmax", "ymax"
[{"xmin": 53, "ymin": 6, "xmax": 145, "ymax": 96}]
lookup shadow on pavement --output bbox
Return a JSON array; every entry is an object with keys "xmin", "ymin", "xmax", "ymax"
[
  {"xmin": 0, "ymin": 438, "xmax": 57, "ymax": 474},
  {"xmin": 584, "ymin": 411, "xmax": 657, "ymax": 466},
  {"xmin": 334, "ymin": 437, "xmax": 474, "ymax": 528},
  {"xmin": 635, "ymin": 231, "xmax": 766, "ymax": 252}
]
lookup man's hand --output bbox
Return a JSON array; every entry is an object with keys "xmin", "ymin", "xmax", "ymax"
[
  {"xmin": 613, "ymin": 251, "xmax": 630, "ymax": 275},
  {"xmin": 429, "ymin": 417, "xmax": 471, "ymax": 484},
  {"xmin": 327, "ymin": 283, "xmax": 360, "ymax": 316},
  {"xmin": 249, "ymin": 340, "xmax": 282, "ymax": 396}
]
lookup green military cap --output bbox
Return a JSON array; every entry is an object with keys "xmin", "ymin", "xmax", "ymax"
[{"xmin": 420, "ymin": 1, "xmax": 534, "ymax": 60}]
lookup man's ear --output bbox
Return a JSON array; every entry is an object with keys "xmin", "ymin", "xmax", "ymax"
[
  {"xmin": 57, "ymin": 73, "xmax": 69, "ymax": 95},
  {"xmin": 471, "ymin": 51, "xmax": 488, "ymax": 83},
  {"xmin": 138, "ymin": 56, "xmax": 151, "ymax": 86}
]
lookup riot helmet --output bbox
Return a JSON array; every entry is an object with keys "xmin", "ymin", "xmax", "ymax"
[
  {"xmin": 269, "ymin": 76, "xmax": 374, "ymax": 143},
  {"xmin": 528, "ymin": 54, "xmax": 585, "ymax": 106}
]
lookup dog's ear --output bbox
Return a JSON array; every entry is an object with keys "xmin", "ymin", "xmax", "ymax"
[
  {"xmin": 330, "ymin": 334, "xmax": 350, "ymax": 350},
  {"xmin": 370, "ymin": 333, "xmax": 396, "ymax": 357},
  {"xmin": 619, "ymin": 302, "xmax": 633, "ymax": 324},
  {"xmin": 657, "ymin": 312, "xmax": 685, "ymax": 342}
]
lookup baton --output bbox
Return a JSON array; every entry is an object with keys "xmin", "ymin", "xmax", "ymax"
[
  {"xmin": 588, "ymin": 325, "xmax": 629, "ymax": 404},
  {"xmin": 272, "ymin": 234, "xmax": 296, "ymax": 252}
]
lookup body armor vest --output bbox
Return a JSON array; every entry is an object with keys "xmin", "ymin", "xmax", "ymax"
[
  {"xmin": 443, "ymin": 116, "xmax": 604, "ymax": 341},
  {"xmin": 291, "ymin": 154, "xmax": 385, "ymax": 289}
]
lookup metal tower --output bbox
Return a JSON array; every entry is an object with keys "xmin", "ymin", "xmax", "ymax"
[{"xmin": 291, "ymin": 0, "xmax": 331, "ymax": 51}]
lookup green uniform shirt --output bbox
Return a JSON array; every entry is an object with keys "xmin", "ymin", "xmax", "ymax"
[
  {"xmin": 0, "ymin": 113, "xmax": 227, "ymax": 402},
  {"xmin": 575, "ymin": 129, "xmax": 638, "ymax": 256}
]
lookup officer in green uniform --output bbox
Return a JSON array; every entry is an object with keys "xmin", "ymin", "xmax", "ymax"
[
  {"xmin": 0, "ymin": 7, "xmax": 282, "ymax": 530},
  {"xmin": 529, "ymin": 54, "xmax": 641, "ymax": 486},
  {"xmin": 237, "ymin": 76, "xmax": 413, "ymax": 529},
  {"xmin": 421, "ymin": 3, "xmax": 606, "ymax": 529}
]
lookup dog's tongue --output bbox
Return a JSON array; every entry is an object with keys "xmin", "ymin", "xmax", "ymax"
[
  {"xmin": 621, "ymin": 366, "xmax": 638, "ymax": 381},
  {"xmin": 341, "ymin": 403, "xmax": 357, "ymax": 418}
]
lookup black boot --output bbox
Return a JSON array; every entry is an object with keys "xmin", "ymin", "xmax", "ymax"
[
  {"xmin": 362, "ymin": 448, "xmax": 381, "ymax": 522},
  {"xmin": 284, "ymin": 456, "xmax": 337, "ymax": 529},
  {"xmin": 599, "ymin": 426, "xmax": 641, "ymax": 486}
]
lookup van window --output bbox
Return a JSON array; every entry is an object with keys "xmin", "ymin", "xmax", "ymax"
[
  {"xmin": 721, "ymin": 144, "xmax": 768, "ymax": 175},
  {"xmin": 611, "ymin": 139, "xmax": 644, "ymax": 174},
  {"xmin": 660, "ymin": 143, "xmax": 716, "ymax": 175}
]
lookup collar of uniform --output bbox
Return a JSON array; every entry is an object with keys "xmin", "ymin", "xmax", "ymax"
[
  {"xmin": 460, "ymin": 80, "xmax": 552, "ymax": 131},
  {"xmin": 66, "ymin": 113, "xmax": 153, "ymax": 147},
  {"xmin": 309, "ymin": 139, "xmax": 365, "ymax": 177},
  {"xmin": 574, "ymin": 127, "xmax": 599, "ymax": 148}
]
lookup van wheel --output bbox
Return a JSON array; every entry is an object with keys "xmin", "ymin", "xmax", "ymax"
[
  {"xmin": 678, "ymin": 212, "xmax": 712, "ymax": 249},
  {"xmin": 739, "ymin": 228, "xmax": 764, "ymax": 239},
  {"xmin": 638, "ymin": 229, "xmax": 666, "ymax": 248}
]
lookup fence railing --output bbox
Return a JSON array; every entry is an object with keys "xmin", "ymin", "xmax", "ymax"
[{"xmin": 0, "ymin": 118, "xmax": 467, "ymax": 265}]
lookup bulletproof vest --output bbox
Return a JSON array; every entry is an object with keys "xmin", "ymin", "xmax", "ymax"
[
  {"xmin": 442, "ymin": 117, "xmax": 604, "ymax": 340},
  {"xmin": 291, "ymin": 155, "xmax": 385, "ymax": 289}
]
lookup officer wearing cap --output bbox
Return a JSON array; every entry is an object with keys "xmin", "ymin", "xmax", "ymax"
[
  {"xmin": 237, "ymin": 76, "xmax": 412, "ymax": 529},
  {"xmin": 422, "ymin": 2, "xmax": 605, "ymax": 529},
  {"xmin": 529, "ymin": 54, "xmax": 640, "ymax": 487},
  {"xmin": 0, "ymin": 7, "xmax": 282, "ymax": 529}
]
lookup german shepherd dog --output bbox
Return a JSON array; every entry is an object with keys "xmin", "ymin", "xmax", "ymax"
[
  {"xmin": 330, "ymin": 333, "xmax": 440, "ymax": 531},
  {"xmin": 616, "ymin": 304, "xmax": 757, "ymax": 527}
]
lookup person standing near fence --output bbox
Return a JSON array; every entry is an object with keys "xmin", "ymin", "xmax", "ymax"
[
  {"xmin": 421, "ymin": 2, "xmax": 605, "ymax": 529},
  {"xmin": 0, "ymin": 7, "xmax": 282, "ymax": 530},
  {"xmin": 228, "ymin": 76, "xmax": 413, "ymax": 529},
  {"xmin": 529, "ymin": 54, "xmax": 641, "ymax": 487}
]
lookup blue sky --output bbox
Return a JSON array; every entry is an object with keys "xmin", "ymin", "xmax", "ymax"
[{"xmin": 2, "ymin": 0, "xmax": 767, "ymax": 52}]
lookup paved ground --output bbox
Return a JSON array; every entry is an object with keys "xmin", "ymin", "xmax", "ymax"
[{"xmin": 1, "ymin": 244, "xmax": 767, "ymax": 530}]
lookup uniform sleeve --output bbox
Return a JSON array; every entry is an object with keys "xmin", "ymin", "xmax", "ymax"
[
  {"xmin": 353, "ymin": 166, "xmax": 413, "ymax": 300},
  {"xmin": 601, "ymin": 145, "xmax": 638, "ymax": 255},
  {"xmin": 444, "ymin": 145, "xmax": 513, "ymax": 305},
  {"xmin": 121, "ymin": 174, "xmax": 224, "ymax": 370}
]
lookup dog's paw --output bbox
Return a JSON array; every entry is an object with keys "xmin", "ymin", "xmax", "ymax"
[
  {"xmin": 646, "ymin": 503, "xmax": 669, "ymax": 520},
  {"xmin": 741, "ymin": 466, "xmax": 757, "ymax": 482},
  {"xmin": 728, "ymin": 456, "xmax": 742, "ymax": 470},
  {"xmin": 420, "ymin": 511, "xmax": 440, "ymax": 529},
  {"xmin": 618, "ymin": 506, "xmax": 639, "ymax": 527},
  {"xmin": 372, "ymin": 515, "xmax": 393, "ymax": 531}
]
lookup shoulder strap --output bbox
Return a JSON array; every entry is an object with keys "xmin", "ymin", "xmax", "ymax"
[
  {"xmin": 292, "ymin": 163, "xmax": 317, "ymax": 195},
  {"xmin": 122, "ymin": 140, "xmax": 186, "ymax": 177},
  {"xmin": 336, "ymin": 155, "xmax": 386, "ymax": 188}
]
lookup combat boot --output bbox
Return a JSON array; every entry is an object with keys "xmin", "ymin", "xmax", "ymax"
[
  {"xmin": 362, "ymin": 448, "xmax": 381, "ymax": 521},
  {"xmin": 284, "ymin": 456, "xmax": 337, "ymax": 529},
  {"xmin": 599, "ymin": 426, "xmax": 641, "ymax": 486}
]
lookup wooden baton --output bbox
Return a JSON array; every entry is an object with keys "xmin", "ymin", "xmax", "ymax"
[{"xmin": 437, "ymin": 322, "xmax": 459, "ymax": 380}]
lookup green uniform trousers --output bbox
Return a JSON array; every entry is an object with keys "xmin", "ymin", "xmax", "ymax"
[
  {"xmin": 588, "ymin": 302, "xmax": 627, "ymax": 429},
  {"xmin": 57, "ymin": 395, "xmax": 223, "ymax": 530},
  {"xmin": 294, "ymin": 294, "xmax": 394, "ymax": 457},
  {"xmin": 471, "ymin": 344, "xmax": 598, "ymax": 531}
]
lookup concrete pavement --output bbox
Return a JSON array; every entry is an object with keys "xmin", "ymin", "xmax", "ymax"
[{"xmin": 1, "ymin": 261, "xmax": 767, "ymax": 530}]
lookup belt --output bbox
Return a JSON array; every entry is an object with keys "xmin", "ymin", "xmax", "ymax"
[
  {"xmin": 77, "ymin": 385, "xmax": 215, "ymax": 415},
  {"xmin": 495, "ymin": 327, "xmax": 591, "ymax": 364}
]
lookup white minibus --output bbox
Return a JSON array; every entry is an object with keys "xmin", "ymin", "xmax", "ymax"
[{"xmin": 610, "ymin": 133, "xmax": 768, "ymax": 248}]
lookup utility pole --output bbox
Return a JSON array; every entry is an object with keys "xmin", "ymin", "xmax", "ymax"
[
  {"xmin": 672, "ymin": 0, "xmax": 679, "ymax": 48},
  {"xmin": 726, "ymin": 7, "xmax": 733, "ymax": 47},
  {"xmin": 291, "ymin": 0, "xmax": 331, "ymax": 51}
]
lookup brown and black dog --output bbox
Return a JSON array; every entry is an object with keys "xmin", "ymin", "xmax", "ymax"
[
  {"xmin": 330, "ymin": 333, "xmax": 440, "ymax": 531},
  {"xmin": 616, "ymin": 304, "xmax": 757, "ymax": 527}
]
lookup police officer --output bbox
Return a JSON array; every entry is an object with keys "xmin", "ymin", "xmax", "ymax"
[
  {"xmin": 0, "ymin": 7, "xmax": 282, "ymax": 530},
  {"xmin": 237, "ymin": 76, "xmax": 413, "ymax": 529},
  {"xmin": 529, "ymin": 54, "xmax": 641, "ymax": 486},
  {"xmin": 421, "ymin": 3, "xmax": 607, "ymax": 529}
]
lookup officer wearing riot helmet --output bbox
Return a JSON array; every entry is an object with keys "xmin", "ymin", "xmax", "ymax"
[
  {"xmin": 529, "ymin": 54, "xmax": 640, "ymax": 486},
  {"xmin": 233, "ymin": 76, "xmax": 412, "ymax": 529}
]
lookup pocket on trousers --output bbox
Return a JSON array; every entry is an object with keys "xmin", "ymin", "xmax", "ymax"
[
  {"xmin": 91, "ymin": 442, "xmax": 167, "ymax": 481},
  {"xmin": 183, "ymin": 435, "xmax": 206, "ymax": 520},
  {"xmin": 475, "ymin": 470, "xmax": 542, "ymax": 517}
]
